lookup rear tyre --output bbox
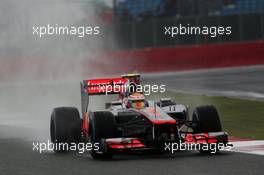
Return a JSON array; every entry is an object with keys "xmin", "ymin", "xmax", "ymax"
[
  {"xmin": 50, "ymin": 107, "xmax": 81, "ymax": 152},
  {"xmin": 192, "ymin": 105, "xmax": 222, "ymax": 154},
  {"xmin": 90, "ymin": 111, "xmax": 117, "ymax": 159}
]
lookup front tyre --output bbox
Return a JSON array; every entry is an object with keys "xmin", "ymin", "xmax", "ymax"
[
  {"xmin": 192, "ymin": 105, "xmax": 222, "ymax": 133},
  {"xmin": 50, "ymin": 107, "xmax": 81, "ymax": 152},
  {"xmin": 89, "ymin": 111, "xmax": 117, "ymax": 159},
  {"xmin": 192, "ymin": 105, "xmax": 222, "ymax": 154}
]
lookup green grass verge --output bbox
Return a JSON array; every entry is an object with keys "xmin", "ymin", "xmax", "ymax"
[{"xmin": 149, "ymin": 91, "xmax": 264, "ymax": 140}]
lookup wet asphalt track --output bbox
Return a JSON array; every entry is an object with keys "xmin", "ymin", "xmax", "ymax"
[
  {"xmin": 1, "ymin": 137, "xmax": 264, "ymax": 175},
  {"xmin": 1, "ymin": 65, "xmax": 264, "ymax": 175}
]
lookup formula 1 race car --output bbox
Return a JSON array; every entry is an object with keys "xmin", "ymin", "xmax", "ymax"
[{"xmin": 50, "ymin": 74, "xmax": 229, "ymax": 159}]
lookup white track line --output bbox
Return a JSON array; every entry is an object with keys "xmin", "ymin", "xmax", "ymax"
[{"xmin": 229, "ymin": 140, "xmax": 264, "ymax": 156}]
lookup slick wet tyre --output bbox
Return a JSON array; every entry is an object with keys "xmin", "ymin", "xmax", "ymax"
[
  {"xmin": 192, "ymin": 105, "xmax": 222, "ymax": 134},
  {"xmin": 50, "ymin": 107, "xmax": 81, "ymax": 152},
  {"xmin": 192, "ymin": 105, "xmax": 223, "ymax": 154},
  {"xmin": 89, "ymin": 111, "xmax": 117, "ymax": 159}
]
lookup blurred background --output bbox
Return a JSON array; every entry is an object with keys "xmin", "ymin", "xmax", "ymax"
[
  {"xmin": 87, "ymin": 0, "xmax": 264, "ymax": 74},
  {"xmin": 111, "ymin": 0, "xmax": 264, "ymax": 49},
  {"xmin": 0, "ymin": 0, "xmax": 263, "ymax": 81}
]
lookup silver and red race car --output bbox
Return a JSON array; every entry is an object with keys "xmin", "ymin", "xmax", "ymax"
[{"xmin": 50, "ymin": 74, "xmax": 229, "ymax": 159}]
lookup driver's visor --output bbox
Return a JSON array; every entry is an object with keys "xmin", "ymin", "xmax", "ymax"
[{"xmin": 131, "ymin": 100, "xmax": 145, "ymax": 109}]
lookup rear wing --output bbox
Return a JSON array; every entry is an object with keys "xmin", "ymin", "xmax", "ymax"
[
  {"xmin": 80, "ymin": 74, "xmax": 141, "ymax": 116},
  {"xmin": 80, "ymin": 78, "xmax": 127, "ymax": 115},
  {"xmin": 83, "ymin": 78, "xmax": 128, "ymax": 96}
]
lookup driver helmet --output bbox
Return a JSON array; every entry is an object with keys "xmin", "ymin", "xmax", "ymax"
[{"xmin": 127, "ymin": 92, "xmax": 146, "ymax": 109}]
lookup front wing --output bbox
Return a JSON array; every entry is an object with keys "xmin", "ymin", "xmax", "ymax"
[{"xmin": 103, "ymin": 132, "xmax": 229, "ymax": 153}]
